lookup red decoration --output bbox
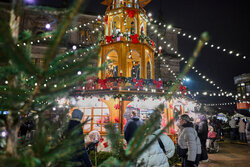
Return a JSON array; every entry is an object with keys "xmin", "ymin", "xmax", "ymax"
[
  {"xmin": 183, "ymin": 86, "xmax": 186, "ymax": 91},
  {"xmin": 170, "ymin": 128, "xmax": 176, "ymax": 135},
  {"xmin": 159, "ymin": 48, "xmax": 162, "ymax": 54},
  {"xmin": 169, "ymin": 104, "xmax": 173, "ymax": 109},
  {"xmin": 100, "ymin": 137, "xmax": 104, "ymax": 143},
  {"xmin": 105, "ymin": 15, "xmax": 108, "ymax": 24},
  {"xmin": 123, "ymin": 118, "xmax": 127, "ymax": 126},
  {"xmin": 127, "ymin": 9, "xmax": 136, "ymax": 18},
  {"xmin": 97, "ymin": 118, "xmax": 102, "ymax": 124},
  {"xmin": 115, "ymin": 117, "xmax": 119, "ymax": 123},
  {"xmin": 154, "ymin": 80, "xmax": 163, "ymax": 89},
  {"xmin": 179, "ymin": 85, "xmax": 187, "ymax": 94},
  {"xmin": 103, "ymin": 142, "xmax": 109, "ymax": 148},
  {"xmin": 133, "ymin": 78, "xmax": 143, "ymax": 89},
  {"xmin": 151, "ymin": 40, "xmax": 155, "ymax": 48},
  {"xmin": 130, "ymin": 34, "xmax": 139, "ymax": 44},
  {"xmin": 114, "ymin": 104, "xmax": 120, "ymax": 110},
  {"xmin": 98, "ymin": 79, "xmax": 107, "ymax": 89},
  {"xmin": 105, "ymin": 35, "xmax": 113, "ymax": 43}
]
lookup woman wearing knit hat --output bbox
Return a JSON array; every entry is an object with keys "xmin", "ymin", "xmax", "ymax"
[
  {"xmin": 177, "ymin": 114, "xmax": 201, "ymax": 167},
  {"xmin": 67, "ymin": 109, "xmax": 92, "ymax": 167}
]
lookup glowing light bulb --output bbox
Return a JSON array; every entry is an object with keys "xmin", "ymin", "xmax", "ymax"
[{"xmin": 45, "ymin": 23, "xmax": 51, "ymax": 30}]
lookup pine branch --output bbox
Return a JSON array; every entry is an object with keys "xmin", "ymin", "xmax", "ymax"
[
  {"xmin": 0, "ymin": 14, "xmax": 39, "ymax": 76},
  {"xmin": 42, "ymin": 0, "xmax": 85, "ymax": 74},
  {"xmin": 20, "ymin": 0, "xmax": 86, "ymax": 114}
]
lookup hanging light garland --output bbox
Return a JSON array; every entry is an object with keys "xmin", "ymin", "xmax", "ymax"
[
  {"xmin": 146, "ymin": 16, "xmax": 236, "ymax": 97},
  {"xmin": 16, "ymin": 17, "xmax": 105, "ymax": 47},
  {"xmin": 147, "ymin": 15, "xmax": 248, "ymax": 61},
  {"xmin": 188, "ymin": 90, "xmax": 235, "ymax": 98},
  {"xmin": 203, "ymin": 102, "xmax": 236, "ymax": 106}
]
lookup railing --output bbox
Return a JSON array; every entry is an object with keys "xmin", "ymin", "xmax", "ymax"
[
  {"xmin": 101, "ymin": 33, "xmax": 154, "ymax": 48},
  {"xmin": 78, "ymin": 77, "xmax": 172, "ymax": 92}
]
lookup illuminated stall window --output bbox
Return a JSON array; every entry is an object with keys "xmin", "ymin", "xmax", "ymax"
[
  {"xmin": 80, "ymin": 106, "xmax": 109, "ymax": 133},
  {"xmin": 73, "ymin": 97, "xmax": 110, "ymax": 134}
]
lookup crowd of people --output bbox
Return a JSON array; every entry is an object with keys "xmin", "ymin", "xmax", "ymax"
[
  {"xmin": 123, "ymin": 111, "xmax": 214, "ymax": 167},
  {"xmin": 67, "ymin": 109, "xmax": 250, "ymax": 167},
  {"xmin": 229, "ymin": 117, "xmax": 250, "ymax": 145}
]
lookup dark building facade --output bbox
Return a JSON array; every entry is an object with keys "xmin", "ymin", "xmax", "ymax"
[
  {"xmin": 0, "ymin": 1, "xmax": 180, "ymax": 82},
  {"xmin": 234, "ymin": 73, "xmax": 250, "ymax": 110}
]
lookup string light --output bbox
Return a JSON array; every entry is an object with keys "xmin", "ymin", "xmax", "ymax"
[
  {"xmin": 147, "ymin": 19, "xmax": 235, "ymax": 96},
  {"xmin": 148, "ymin": 17, "xmax": 248, "ymax": 61},
  {"xmin": 204, "ymin": 102, "xmax": 236, "ymax": 106},
  {"xmin": 16, "ymin": 17, "xmax": 104, "ymax": 47}
]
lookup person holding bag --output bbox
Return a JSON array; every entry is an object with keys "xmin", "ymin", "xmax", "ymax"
[
  {"xmin": 177, "ymin": 114, "xmax": 201, "ymax": 167},
  {"xmin": 137, "ymin": 114, "xmax": 175, "ymax": 167}
]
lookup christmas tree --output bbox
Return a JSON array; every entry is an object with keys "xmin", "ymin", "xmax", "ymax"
[{"xmin": 0, "ymin": 0, "xmax": 104, "ymax": 166}]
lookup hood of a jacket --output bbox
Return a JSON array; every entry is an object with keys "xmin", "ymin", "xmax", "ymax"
[
  {"xmin": 182, "ymin": 121, "xmax": 194, "ymax": 128},
  {"xmin": 132, "ymin": 116, "xmax": 140, "ymax": 121}
]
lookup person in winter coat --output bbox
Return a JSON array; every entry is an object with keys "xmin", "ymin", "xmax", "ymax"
[
  {"xmin": 206, "ymin": 126, "xmax": 217, "ymax": 149},
  {"xmin": 195, "ymin": 114, "xmax": 208, "ymax": 162},
  {"xmin": 124, "ymin": 110, "xmax": 143, "ymax": 143},
  {"xmin": 178, "ymin": 114, "xmax": 201, "ymax": 167},
  {"xmin": 229, "ymin": 118, "xmax": 236, "ymax": 140},
  {"xmin": 67, "ymin": 109, "xmax": 92, "ymax": 167},
  {"xmin": 246, "ymin": 120, "xmax": 250, "ymax": 146},
  {"xmin": 239, "ymin": 119, "xmax": 246, "ymax": 142},
  {"xmin": 137, "ymin": 114, "xmax": 175, "ymax": 167}
]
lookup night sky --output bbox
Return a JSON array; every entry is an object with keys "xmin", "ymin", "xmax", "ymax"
[{"xmin": 1, "ymin": 0, "xmax": 250, "ymax": 105}]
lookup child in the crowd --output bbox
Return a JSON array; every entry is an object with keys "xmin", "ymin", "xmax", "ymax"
[{"xmin": 207, "ymin": 125, "xmax": 217, "ymax": 149}]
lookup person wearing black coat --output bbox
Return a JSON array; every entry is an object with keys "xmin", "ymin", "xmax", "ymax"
[
  {"xmin": 67, "ymin": 109, "xmax": 92, "ymax": 167},
  {"xmin": 195, "ymin": 114, "xmax": 209, "ymax": 162},
  {"xmin": 124, "ymin": 110, "xmax": 143, "ymax": 143}
]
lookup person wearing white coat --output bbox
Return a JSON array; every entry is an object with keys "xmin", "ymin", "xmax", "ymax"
[{"xmin": 137, "ymin": 128, "xmax": 175, "ymax": 167}]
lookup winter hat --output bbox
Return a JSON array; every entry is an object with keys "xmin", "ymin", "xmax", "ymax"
[
  {"xmin": 199, "ymin": 114, "xmax": 207, "ymax": 121},
  {"xmin": 180, "ymin": 114, "xmax": 192, "ymax": 122},
  {"xmin": 72, "ymin": 109, "xmax": 83, "ymax": 120}
]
